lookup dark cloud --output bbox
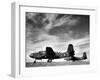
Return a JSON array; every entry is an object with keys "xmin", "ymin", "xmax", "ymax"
[
  {"xmin": 71, "ymin": 15, "xmax": 89, "ymax": 33},
  {"xmin": 26, "ymin": 12, "xmax": 46, "ymax": 29},
  {"xmin": 26, "ymin": 12, "xmax": 89, "ymax": 44},
  {"xmin": 49, "ymin": 15, "xmax": 89, "ymax": 40}
]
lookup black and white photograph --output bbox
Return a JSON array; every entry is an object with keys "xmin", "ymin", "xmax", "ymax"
[{"xmin": 25, "ymin": 12, "xmax": 90, "ymax": 67}]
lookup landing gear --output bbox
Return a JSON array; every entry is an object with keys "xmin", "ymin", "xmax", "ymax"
[
  {"xmin": 71, "ymin": 56, "xmax": 75, "ymax": 62},
  {"xmin": 47, "ymin": 59, "xmax": 52, "ymax": 63},
  {"xmin": 34, "ymin": 59, "xmax": 36, "ymax": 63}
]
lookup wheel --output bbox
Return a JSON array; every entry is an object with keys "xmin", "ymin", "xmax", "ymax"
[
  {"xmin": 47, "ymin": 59, "xmax": 49, "ymax": 63},
  {"xmin": 34, "ymin": 60, "xmax": 36, "ymax": 63},
  {"xmin": 50, "ymin": 59, "xmax": 52, "ymax": 63}
]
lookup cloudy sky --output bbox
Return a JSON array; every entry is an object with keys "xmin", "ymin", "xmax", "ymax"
[{"xmin": 25, "ymin": 12, "xmax": 90, "ymax": 62}]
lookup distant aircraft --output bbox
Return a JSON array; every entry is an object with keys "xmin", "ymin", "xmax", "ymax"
[
  {"xmin": 29, "ymin": 47, "xmax": 87, "ymax": 63},
  {"xmin": 64, "ymin": 52, "xmax": 87, "ymax": 61}
]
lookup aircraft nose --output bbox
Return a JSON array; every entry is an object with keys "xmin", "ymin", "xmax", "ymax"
[{"xmin": 29, "ymin": 53, "xmax": 33, "ymax": 58}]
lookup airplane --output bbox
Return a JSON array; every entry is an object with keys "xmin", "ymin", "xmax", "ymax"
[{"xmin": 29, "ymin": 47, "xmax": 87, "ymax": 63}]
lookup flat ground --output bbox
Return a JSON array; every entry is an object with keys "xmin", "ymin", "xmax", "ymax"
[{"xmin": 26, "ymin": 59, "xmax": 89, "ymax": 67}]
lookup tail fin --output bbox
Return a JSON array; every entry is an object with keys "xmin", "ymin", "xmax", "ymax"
[{"xmin": 82, "ymin": 52, "xmax": 87, "ymax": 59}]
